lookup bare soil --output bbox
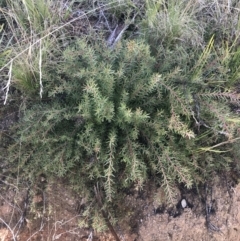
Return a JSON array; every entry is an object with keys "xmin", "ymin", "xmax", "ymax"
[{"xmin": 1, "ymin": 171, "xmax": 240, "ymax": 241}]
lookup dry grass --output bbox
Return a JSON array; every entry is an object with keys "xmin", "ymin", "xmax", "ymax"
[{"xmin": 0, "ymin": 0, "xmax": 125, "ymax": 101}]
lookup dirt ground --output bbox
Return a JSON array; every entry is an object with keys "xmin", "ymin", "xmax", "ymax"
[{"xmin": 1, "ymin": 171, "xmax": 240, "ymax": 241}]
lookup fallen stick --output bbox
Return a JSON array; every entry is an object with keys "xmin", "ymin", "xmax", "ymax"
[{"xmin": 94, "ymin": 185, "xmax": 121, "ymax": 241}]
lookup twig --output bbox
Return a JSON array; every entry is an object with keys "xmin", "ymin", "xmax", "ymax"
[
  {"xmin": 94, "ymin": 185, "xmax": 121, "ymax": 241},
  {"xmin": 39, "ymin": 39, "xmax": 43, "ymax": 98},
  {"xmin": 52, "ymin": 227, "xmax": 81, "ymax": 240},
  {"xmin": 205, "ymin": 184, "xmax": 222, "ymax": 233},
  {"xmin": 51, "ymin": 215, "xmax": 81, "ymax": 240},
  {"xmin": 0, "ymin": 179, "xmax": 19, "ymax": 191},
  {"xmin": 0, "ymin": 217, "xmax": 17, "ymax": 241},
  {"xmin": 13, "ymin": 187, "xmax": 30, "ymax": 237},
  {"xmin": 0, "ymin": 193, "xmax": 22, "ymax": 213},
  {"xmin": 56, "ymin": 215, "xmax": 81, "ymax": 227},
  {"xmin": 200, "ymin": 136, "xmax": 240, "ymax": 153},
  {"xmin": 87, "ymin": 231, "xmax": 93, "ymax": 241},
  {"xmin": 97, "ymin": 2, "xmax": 112, "ymax": 32},
  {"xmin": 3, "ymin": 59, "xmax": 12, "ymax": 105},
  {"xmin": 107, "ymin": 13, "xmax": 138, "ymax": 48}
]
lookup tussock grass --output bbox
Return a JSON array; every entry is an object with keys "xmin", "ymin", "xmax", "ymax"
[{"xmin": 143, "ymin": 0, "xmax": 205, "ymax": 47}]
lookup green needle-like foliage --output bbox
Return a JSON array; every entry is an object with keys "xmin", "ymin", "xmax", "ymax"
[
  {"xmin": 6, "ymin": 34, "xmax": 240, "ymax": 204},
  {"xmin": 1, "ymin": 1, "xmax": 240, "ymax": 232}
]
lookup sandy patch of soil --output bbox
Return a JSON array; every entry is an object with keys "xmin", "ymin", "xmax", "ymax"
[
  {"xmin": 138, "ymin": 174, "xmax": 240, "ymax": 241},
  {"xmin": 0, "ymin": 173, "xmax": 240, "ymax": 241}
]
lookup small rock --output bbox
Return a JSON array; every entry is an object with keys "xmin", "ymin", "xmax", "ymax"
[{"xmin": 181, "ymin": 199, "xmax": 187, "ymax": 208}]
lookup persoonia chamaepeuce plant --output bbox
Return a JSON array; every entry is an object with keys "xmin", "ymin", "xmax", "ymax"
[{"xmin": 7, "ymin": 36, "xmax": 240, "ymax": 203}]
